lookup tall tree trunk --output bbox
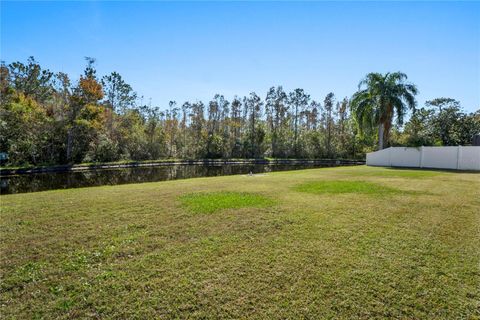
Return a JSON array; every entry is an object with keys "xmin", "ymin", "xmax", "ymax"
[
  {"xmin": 67, "ymin": 128, "xmax": 73, "ymax": 162},
  {"xmin": 294, "ymin": 104, "xmax": 298, "ymax": 157},
  {"xmin": 251, "ymin": 112, "xmax": 255, "ymax": 158},
  {"xmin": 107, "ymin": 108, "xmax": 114, "ymax": 137},
  {"xmin": 378, "ymin": 124, "xmax": 384, "ymax": 150}
]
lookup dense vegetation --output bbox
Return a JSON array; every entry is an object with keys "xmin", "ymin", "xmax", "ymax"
[
  {"xmin": 1, "ymin": 166, "xmax": 479, "ymax": 318},
  {"xmin": 1, "ymin": 57, "xmax": 478, "ymax": 166}
]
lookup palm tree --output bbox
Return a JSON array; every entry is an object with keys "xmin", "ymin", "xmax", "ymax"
[{"xmin": 351, "ymin": 72, "xmax": 417, "ymax": 150}]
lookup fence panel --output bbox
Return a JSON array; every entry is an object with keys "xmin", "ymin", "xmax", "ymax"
[
  {"xmin": 365, "ymin": 148, "xmax": 390, "ymax": 166},
  {"xmin": 366, "ymin": 146, "xmax": 480, "ymax": 171},
  {"xmin": 458, "ymin": 146, "xmax": 480, "ymax": 170},
  {"xmin": 422, "ymin": 146, "xmax": 458, "ymax": 169},
  {"xmin": 390, "ymin": 147, "xmax": 421, "ymax": 167}
]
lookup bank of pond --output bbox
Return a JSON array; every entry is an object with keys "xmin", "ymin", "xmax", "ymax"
[{"xmin": 0, "ymin": 159, "xmax": 364, "ymax": 194}]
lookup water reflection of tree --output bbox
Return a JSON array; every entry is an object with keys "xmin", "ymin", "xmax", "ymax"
[{"xmin": 2, "ymin": 163, "xmax": 344, "ymax": 194}]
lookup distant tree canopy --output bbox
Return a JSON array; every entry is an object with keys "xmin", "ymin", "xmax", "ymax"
[{"xmin": 0, "ymin": 57, "xmax": 478, "ymax": 166}]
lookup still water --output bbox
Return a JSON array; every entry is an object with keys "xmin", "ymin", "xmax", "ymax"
[{"xmin": 1, "ymin": 163, "xmax": 352, "ymax": 195}]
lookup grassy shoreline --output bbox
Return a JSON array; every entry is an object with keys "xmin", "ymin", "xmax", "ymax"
[{"xmin": 1, "ymin": 166, "xmax": 479, "ymax": 318}]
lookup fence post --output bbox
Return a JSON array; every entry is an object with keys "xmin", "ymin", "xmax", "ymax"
[
  {"xmin": 420, "ymin": 146, "xmax": 424, "ymax": 168},
  {"xmin": 456, "ymin": 146, "xmax": 462, "ymax": 170}
]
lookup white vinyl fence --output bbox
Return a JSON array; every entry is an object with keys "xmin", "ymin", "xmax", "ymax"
[{"xmin": 366, "ymin": 146, "xmax": 480, "ymax": 171}]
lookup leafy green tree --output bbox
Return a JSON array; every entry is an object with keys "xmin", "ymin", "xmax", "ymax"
[
  {"xmin": 206, "ymin": 95, "xmax": 229, "ymax": 158},
  {"xmin": 265, "ymin": 86, "xmax": 288, "ymax": 157},
  {"xmin": 305, "ymin": 100, "xmax": 320, "ymax": 131},
  {"xmin": 394, "ymin": 98, "xmax": 479, "ymax": 147},
  {"xmin": 101, "ymin": 72, "xmax": 137, "ymax": 113},
  {"xmin": 0, "ymin": 62, "xmax": 12, "ymax": 105},
  {"xmin": 0, "ymin": 93, "xmax": 51, "ymax": 164},
  {"xmin": 189, "ymin": 101, "xmax": 207, "ymax": 158},
  {"xmin": 243, "ymin": 92, "xmax": 264, "ymax": 158},
  {"xmin": 429, "ymin": 102, "xmax": 479, "ymax": 146},
  {"xmin": 459, "ymin": 110, "xmax": 480, "ymax": 145},
  {"xmin": 115, "ymin": 108, "xmax": 149, "ymax": 160},
  {"xmin": 164, "ymin": 101, "xmax": 180, "ymax": 157},
  {"xmin": 400, "ymin": 107, "xmax": 435, "ymax": 146},
  {"xmin": 229, "ymin": 96, "xmax": 243, "ymax": 158},
  {"xmin": 336, "ymin": 97, "xmax": 355, "ymax": 158},
  {"xmin": 301, "ymin": 100, "xmax": 322, "ymax": 158},
  {"xmin": 143, "ymin": 105, "xmax": 167, "ymax": 159},
  {"xmin": 323, "ymin": 92, "xmax": 336, "ymax": 157},
  {"xmin": 66, "ymin": 57, "xmax": 106, "ymax": 162},
  {"xmin": 8, "ymin": 56, "xmax": 54, "ymax": 103},
  {"xmin": 351, "ymin": 72, "xmax": 417, "ymax": 150},
  {"xmin": 180, "ymin": 102, "xmax": 191, "ymax": 158},
  {"xmin": 288, "ymin": 89, "xmax": 310, "ymax": 156},
  {"xmin": 4, "ymin": 57, "xmax": 444, "ymax": 166},
  {"xmin": 426, "ymin": 98, "xmax": 462, "ymax": 145},
  {"xmin": 101, "ymin": 71, "xmax": 137, "ymax": 144}
]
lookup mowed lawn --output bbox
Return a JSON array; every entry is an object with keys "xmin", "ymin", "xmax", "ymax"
[{"xmin": 1, "ymin": 166, "xmax": 479, "ymax": 319}]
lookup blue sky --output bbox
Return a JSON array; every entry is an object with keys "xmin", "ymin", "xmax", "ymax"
[{"xmin": 1, "ymin": 1, "xmax": 479, "ymax": 112}]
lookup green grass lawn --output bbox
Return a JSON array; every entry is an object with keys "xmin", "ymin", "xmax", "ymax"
[{"xmin": 1, "ymin": 166, "xmax": 479, "ymax": 319}]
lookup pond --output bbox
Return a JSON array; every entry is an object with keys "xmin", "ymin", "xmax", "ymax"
[{"xmin": 0, "ymin": 163, "xmax": 359, "ymax": 195}]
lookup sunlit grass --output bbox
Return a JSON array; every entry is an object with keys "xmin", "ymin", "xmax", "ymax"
[
  {"xmin": 294, "ymin": 180, "xmax": 401, "ymax": 195},
  {"xmin": 1, "ymin": 166, "xmax": 479, "ymax": 319},
  {"xmin": 180, "ymin": 191, "xmax": 273, "ymax": 214},
  {"xmin": 337, "ymin": 166, "xmax": 442, "ymax": 178}
]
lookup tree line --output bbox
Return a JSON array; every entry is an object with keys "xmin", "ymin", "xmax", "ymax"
[{"xmin": 0, "ymin": 57, "xmax": 478, "ymax": 166}]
